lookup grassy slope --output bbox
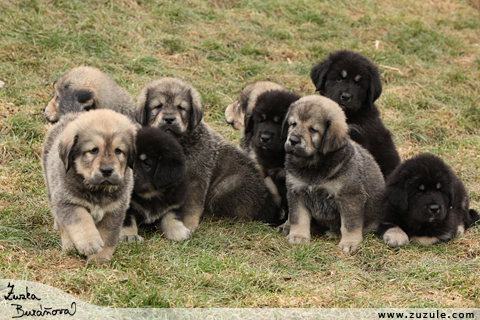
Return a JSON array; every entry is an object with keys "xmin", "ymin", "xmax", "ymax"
[{"xmin": 0, "ymin": 0, "xmax": 479, "ymax": 308}]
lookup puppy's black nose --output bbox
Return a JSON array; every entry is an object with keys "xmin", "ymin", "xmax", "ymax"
[
  {"xmin": 340, "ymin": 93, "xmax": 352, "ymax": 102},
  {"xmin": 164, "ymin": 116, "xmax": 176, "ymax": 124},
  {"xmin": 427, "ymin": 204, "xmax": 440, "ymax": 214},
  {"xmin": 260, "ymin": 133, "xmax": 272, "ymax": 143},
  {"xmin": 100, "ymin": 166, "xmax": 114, "ymax": 177},
  {"xmin": 289, "ymin": 136, "xmax": 300, "ymax": 146}
]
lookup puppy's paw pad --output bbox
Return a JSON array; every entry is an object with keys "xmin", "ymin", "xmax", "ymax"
[
  {"xmin": 87, "ymin": 253, "xmax": 112, "ymax": 264},
  {"xmin": 286, "ymin": 234, "xmax": 310, "ymax": 244},
  {"xmin": 164, "ymin": 225, "xmax": 191, "ymax": 242},
  {"xmin": 338, "ymin": 240, "xmax": 360, "ymax": 254},
  {"xmin": 383, "ymin": 228, "xmax": 409, "ymax": 247},
  {"xmin": 120, "ymin": 235, "xmax": 144, "ymax": 243},
  {"xmin": 76, "ymin": 237, "xmax": 104, "ymax": 256},
  {"xmin": 276, "ymin": 221, "xmax": 290, "ymax": 236},
  {"xmin": 325, "ymin": 230, "xmax": 340, "ymax": 239}
]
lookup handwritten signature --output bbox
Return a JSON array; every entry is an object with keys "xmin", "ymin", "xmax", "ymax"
[{"xmin": 3, "ymin": 282, "xmax": 76, "ymax": 318}]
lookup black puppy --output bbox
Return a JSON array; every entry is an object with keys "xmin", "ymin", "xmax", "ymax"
[
  {"xmin": 121, "ymin": 127, "xmax": 188, "ymax": 242},
  {"xmin": 310, "ymin": 50, "xmax": 400, "ymax": 178},
  {"xmin": 244, "ymin": 89, "xmax": 300, "ymax": 214},
  {"xmin": 378, "ymin": 153, "xmax": 479, "ymax": 247}
]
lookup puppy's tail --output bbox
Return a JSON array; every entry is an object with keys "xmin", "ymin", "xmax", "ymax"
[
  {"xmin": 464, "ymin": 209, "xmax": 480, "ymax": 229},
  {"xmin": 255, "ymin": 193, "xmax": 285, "ymax": 226}
]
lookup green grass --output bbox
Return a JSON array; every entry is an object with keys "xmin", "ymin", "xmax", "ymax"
[{"xmin": 1, "ymin": 0, "xmax": 479, "ymax": 308}]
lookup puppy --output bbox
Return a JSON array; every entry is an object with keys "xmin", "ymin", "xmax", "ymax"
[
  {"xmin": 243, "ymin": 89, "xmax": 301, "ymax": 212},
  {"xmin": 225, "ymin": 81, "xmax": 285, "ymax": 152},
  {"xmin": 283, "ymin": 95, "xmax": 385, "ymax": 254},
  {"xmin": 121, "ymin": 127, "xmax": 188, "ymax": 242},
  {"xmin": 44, "ymin": 66, "xmax": 135, "ymax": 123},
  {"xmin": 42, "ymin": 109, "xmax": 136, "ymax": 262},
  {"xmin": 379, "ymin": 153, "xmax": 479, "ymax": 247},
  {"xmin": 136, "ymin": 78, "xmax": 281, "ymax": 241},
  {"xmin": 310, "ymin": 50, "xmax": 400, "ymax": 178}
]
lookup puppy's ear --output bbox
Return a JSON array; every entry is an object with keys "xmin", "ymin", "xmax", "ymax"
[
  {"xmin": 446, "ymin": 185, "xmax": 455, "ymax": 208},
  {"xmin": 368, "ymin": 69, "xmax": 382, "ymax": 106},
  {"xmin": 244, "ymin": 113, "xmax": 254, "ymax": 134},
  {"xmin": 76, "ymin": 89, "xmax": 96, "ymax": 111},
  {"xmin": 387, "ymin": 181, "xmax": 408, "ymax": 213},
  {"xmin": 126, "ymin": 139, "xmax": 136, "ymax": 170},
  {"xmin": 310, "ymin": 59, "xmax": 331, "ymax": 93},
  {"xmin": 135, "ymin": 88, "xmax": 150, "ymax": 126},
  {"xmin": 320, "ymin": 117, "xmax": 348, "ymax": 155},
  {"xmin": 59, "ymin": 134, "xmax": 79, "ymax": 172},
  {"xmin": 153, "ymin": 150, "xmax": 186, "ymax": 190},
  {"xmin": 281, "ymin": 109, "xmax": 292, "ymax": 140},
  {"xmin": 188, "ymin": 88, "xmax": 204, "ymax": 131}
]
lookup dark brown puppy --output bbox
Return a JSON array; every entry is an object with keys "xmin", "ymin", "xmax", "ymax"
[
  {"xmin": 310, "ymin": 50, "xmax": 400, "ymax": 178},
  {"xmin": 378, "ymin": 153, "xmax": 479, "ymax": 247},
  {"xmin": 244, "ymin": 89, "xmax": 301, "ymax": 213},
  {"xmin": 44, "ymin": 66, "xmax": 135, "ymax": 123},
  {"xmin": 121, "ymin": 127, "xmax": 188, "ymax": 242},
  {"xmin": 136, "ymin": 78, "xmax": 281, "ymax": 241}
]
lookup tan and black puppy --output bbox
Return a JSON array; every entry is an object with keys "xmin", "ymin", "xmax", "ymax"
[
  {"xmin": 121, "ymin": 127, "xmax": 188, "ymax": 242},
  {"xmin": 282, "ymin": 95, "xmax": 385, "ymax": 254},
  {"xmin": 225, "ymin": 81, "xmax": 284, "ymax": 152},
  {"xmin": 136, "ymin": 78, "xmax": 281, "ymax": 241},
  {"xmin": 42, "ymin": 109, "xmax": 136, "ymax": 263},
  {"xmin": 243, "ymin": 89, "xmax": 301, "ymax": 214},
  {"xmin": 44, "ymin": 66, "xmax": 135, "ymax": 123}
]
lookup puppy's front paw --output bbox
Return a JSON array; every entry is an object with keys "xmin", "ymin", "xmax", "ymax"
[
  {"xmin": 286, "ymin": 233, "xmax": 311, "ymax": 244},
  {"xmin": 383, "ymin": 227, "xmax": 409, "ymax": 247},
  {"xmin": 164, "ymin": 225, "xmax": 191, "ymax": 242},
  {"xmin": 75, "ymin": 236, "xmax": 104, "ymax": 256},
  {"xmin": 161, "ymin": 212, "xmax": 192, "ymax": 241},
  {"xmin": 338, "ymin": 239, "xmax": 360, "ymax": 254}
]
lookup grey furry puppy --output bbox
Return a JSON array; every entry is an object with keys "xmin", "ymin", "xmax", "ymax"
[
  {"xmin": 136, "ymin": 78, "xmax": 281, "ymax": 241},
  {"xmin": 282, "ymin": 95, "xmax": 385, "ymax": 254},
  {"xmin": 44, "ymin": 66, "xmax": 135, "ymax": 123},
  {"xmin": 42, "ymin": 109, "xmax": 136, "ymax": 262}
]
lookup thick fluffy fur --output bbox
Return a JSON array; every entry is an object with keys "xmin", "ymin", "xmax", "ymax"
[
  {"xmin": 42, "ymin": 110, "xmax": 136, "ymax": 263},
  {"xmin": 225, "ymin": 81, "xmax": 285, "ymax": 152},
  {"xmin": 310, "ymin": 50, "xmax": 400, "ymax": 178},
  {"xmin": 121, "ymin": 127, "xmax": 188, "ymax": 242},
  {"xmin": 136, "ymin": 78, "xmax": 281, "ymax": 241},
  {"xmin": 44, "ymin": 66, "xmax": 135, "ymax": 123},
  {"xmin": 244, "ymin": 89, "xmax": 301, "ymax": 213},
  {"xmin": 378, "ymin": 153, "xmax": 480, "ymax": 247},
  {"xmin": 283, "ymin": 95, "xmax": 385, "ymax": 254}
]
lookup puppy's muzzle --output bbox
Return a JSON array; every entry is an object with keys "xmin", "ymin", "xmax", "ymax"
[
  {"xmin": 340, "ymin": 92, "xmax": 352, "ymax": 102},
  {"xmin": 164, "ymin": 115, "xmax": 176, "ymax": 125},
  {"xmin": 100, "ymin": 166, "xmax": 114, "ymax": 177},
  {"xmin": 260, "ymin": 133, "xmax": 272, "ymax": 143},
  {"xmin": 427, "ymin": 204, "xmax": 440, "ymax": 214},
  {"xmin": 288, "ymin": 135, "xmax": 301, "ymax": 146}
]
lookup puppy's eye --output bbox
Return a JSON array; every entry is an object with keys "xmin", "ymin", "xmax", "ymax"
[
  {"xmin": 336, "ymin": 77, "xmax": 342, "ymax": 82},
  {"xmin": 90, "ymin": 148, "xmax": 99, "ymax": 155},
  {"xmin": 155, "ymin": 104, "xmax": 163, "ymax": 109},
  {"xmin": 355, "ymin": 82, "xmax": 361, "ymax": 87},
  {"xmin": 177, "ymin": 105, "xmax": 184, "ymax": 111},
  {"xmin": 290, "ymin": 122, "xmax": 296, "ymax": 128},
  {"xmin": 309, "ymin": 127, "xmax": 318, "ymax": 133},
  {"xmin": 115, "ymin": 148, "xmax": 123, "ymax": 155},
  {"xmin": 259, "ymin": 118, "xmax": 265, "ymax": 123}
]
